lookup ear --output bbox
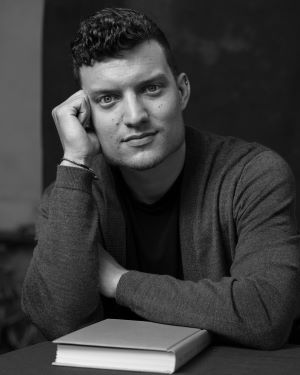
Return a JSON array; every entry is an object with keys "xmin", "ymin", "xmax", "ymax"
[{"xmin": 176, "ymin": 73, "xmax": 190, "ymax": 110}]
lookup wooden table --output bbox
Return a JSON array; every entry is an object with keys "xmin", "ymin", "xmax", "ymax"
[{"xmin": 1, "ymin": 341, "xmax": 300, "ymax": 375}]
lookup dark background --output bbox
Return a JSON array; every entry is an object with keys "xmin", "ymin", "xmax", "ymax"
[{"xmin": 43, "ymin": 0, "xmax": 300, "ymax": 221}]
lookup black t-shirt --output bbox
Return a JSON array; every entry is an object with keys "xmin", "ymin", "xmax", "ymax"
[{"xmin": 102, "ymin": 170, "xmax": 183, "ymax": 320}]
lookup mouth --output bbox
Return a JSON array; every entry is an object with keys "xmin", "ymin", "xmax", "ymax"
[
  {"xmin": 122, "ymin": 131, "xmax": 158, "ymax": 142},
  {"xmin": 122, "ymin": 131, "xmax": 158, "ymax": 147}
]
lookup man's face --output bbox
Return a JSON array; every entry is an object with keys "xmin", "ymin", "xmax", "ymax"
[{"xmin": 80, "ymin": 40, "xmax": 189, "ymax": 170}]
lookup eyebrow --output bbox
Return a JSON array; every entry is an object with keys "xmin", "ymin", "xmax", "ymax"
[
  {"xmin": 136, "ymin": 73, "xmax": 168, "ymax": 87},
  {"xmin": 89, "ymin": 73, "xmax": 169, "ymax": 97}
]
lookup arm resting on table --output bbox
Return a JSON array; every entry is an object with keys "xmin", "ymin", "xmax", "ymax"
[
  {"xmin": 116, "ymin": 151, "xmax": 300, "ymax": 349},
  {"xmin": 22, "ymin": 166, "xmax": 103, "ymax": 339}
]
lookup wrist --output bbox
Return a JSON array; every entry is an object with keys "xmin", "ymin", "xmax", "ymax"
[
  {"xmin": 60, "ymin": 159, "xmax": 86, "ymax": 169},
  {"xmin": 113, "ymin": 270, "xmax": 128, "ymax": 298},
  {"xmin": 62, "ymin": 153, "xmax": 93, "ymax": 167},
  {"xmin": 60, "ymin": 157, "xmax": 98, "ymax": 180}
]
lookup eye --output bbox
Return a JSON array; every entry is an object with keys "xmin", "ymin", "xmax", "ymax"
[
  {"xmin": 99, "ymin": 95, "xmax": 114, "ymax": 104},
  {"xmin": 144, "ymin": 84, "xmax": 161, "ymax": 94},
  {"xmin": 95, "ymin": 94, "xmax": 119, "ymax": 107}
]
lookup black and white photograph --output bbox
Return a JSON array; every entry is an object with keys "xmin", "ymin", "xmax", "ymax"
[{"xmin": 1, "ymin": 1, "xmax": 300, "ymax": 374}]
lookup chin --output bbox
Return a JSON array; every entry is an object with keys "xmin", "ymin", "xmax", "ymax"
[
  {"xmin": 109, "ymin": 154, "xmax": 165, "ymax": 171},
  {"xmin": 102, "ymin": 149, "xmax": 167, "ymax": 171},
  {"xmin": 126, "ymin": 157, "xmax": 164, "ymax": 171}
]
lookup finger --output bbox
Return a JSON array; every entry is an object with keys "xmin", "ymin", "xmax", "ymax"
[
  {"xmin": 77, "ymin": 96, "xmax": 90, "ymax": 126},
  {"xmin": 66, "ymin": 89, "xmax": 85, "ymax": 101},
  {"xmin": 82, "ymin": 97, "xmax": 92, "ymax": 129}
]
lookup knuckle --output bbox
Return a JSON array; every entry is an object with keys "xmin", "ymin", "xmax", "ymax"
[
  {"xmin": 52, "ymin": 105, "xmax": 64, "ymax": 118},
  {"xmin": 51, "ymin": 107, "xmax": 57, "ymax": 119}
]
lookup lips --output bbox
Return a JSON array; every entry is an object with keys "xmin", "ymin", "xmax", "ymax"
[{"xmin": 122, "ymin": 131, "xmax": 158, "ymax": 142}]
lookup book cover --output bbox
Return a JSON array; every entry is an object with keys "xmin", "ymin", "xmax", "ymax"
[{"xmin": 53, "ymin": 319, "xmax": 211, "ymax": 373}]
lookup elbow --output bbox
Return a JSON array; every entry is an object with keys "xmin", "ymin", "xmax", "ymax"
[
  {"xmin": 21, "ymin": 279, "xmax": 65, "ymax": 340},
  {"xmin": 21, "ymin": 283, "xmax": 53, "ymax": 340},
  {"xmin": 233, "ymin": 279, "xmax": 297, "ymax": 350},
  {"xmin": 21, "ymin": 279, "xmax": 38, "ymax": 325},
  {"xmin": 250, "ymin": 329, "xmax": 288, "ymax": 350},
  {"xmin": 244, "ymin": 315, "xmax": 292, "ymax": 350},
  {"xmin": 21, "ymin": 278, "xmax": 102, "ymax": 340}
]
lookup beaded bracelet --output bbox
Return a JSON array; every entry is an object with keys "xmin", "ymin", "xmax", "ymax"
[{"xmin": 61, "ymin": 158, "xmax": 98, "ymax": 180}]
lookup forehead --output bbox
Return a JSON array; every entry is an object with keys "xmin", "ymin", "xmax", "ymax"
[{"xmin": 80, "ymin": 40, "xmax": 173, "ymax": 91}]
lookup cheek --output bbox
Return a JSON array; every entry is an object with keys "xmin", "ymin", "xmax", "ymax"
[
  {"xmin": 95, "ymin": 126, "xmax": 114, "ymax": 145},
  {"xmin": 93, "ymin": 113, "xmax": 122, "ymax": 150},
  {"xmin": 154, "ymin": 94, "xmax": 182, "ymax": 122}
]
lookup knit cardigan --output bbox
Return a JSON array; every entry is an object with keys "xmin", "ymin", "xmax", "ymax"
[{"xmin": 22, "ymin": 126, "xmax": 300, "ymax": 349}]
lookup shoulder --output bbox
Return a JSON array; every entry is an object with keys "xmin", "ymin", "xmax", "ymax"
[
  {"xmin": 185, "ymin": 125, "xmax": 267, "ymax": 162},
  {"xmin": 185, "ymin": 126, "xmax": 292, "ymax": 178},
  {"xmin": 240, "ymin": 148, "xmax": 294, "ymax": 181},
  {"xmin": 184, "ymin": 126, "xmax": 296, "ymax": 208},
  {"xmin": 236, "ymin": 148, "xmax": 296, "ymax": 203}
]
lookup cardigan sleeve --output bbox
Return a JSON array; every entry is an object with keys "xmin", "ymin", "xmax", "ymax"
[
  {"xmin": 21, "ymin": 166, "xmax": 103, "ymax": 340},
  {"xmin": 116, "ymin": 151, "xmax": 300, "ymax": 349}
]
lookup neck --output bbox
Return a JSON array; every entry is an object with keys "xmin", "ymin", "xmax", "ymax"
[{"xmin": 120, "ymin": 143, "xmax": 186, "ymax": 204}]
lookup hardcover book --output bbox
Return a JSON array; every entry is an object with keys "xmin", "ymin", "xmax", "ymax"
[{"xmin": 52, "ymin": 319, "xmax": 211, "ymax": 373}]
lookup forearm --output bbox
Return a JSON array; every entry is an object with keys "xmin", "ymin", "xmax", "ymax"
[
  {"xmin": 116, "ymin": 266, "xmax": 299, "ymax": 349},
  {"xmin": 22, "ymin": 166, "xmax": 103, "ymax": 339}
]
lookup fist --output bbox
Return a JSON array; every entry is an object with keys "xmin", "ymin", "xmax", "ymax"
[{"xmin": 52, "ymin": 90, "xmax": 101, "ymax": 165}]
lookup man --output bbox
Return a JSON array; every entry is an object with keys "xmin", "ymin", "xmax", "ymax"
[{"xmin": 22, "ymin": 8, "xmax": 300, "ymax": 349}]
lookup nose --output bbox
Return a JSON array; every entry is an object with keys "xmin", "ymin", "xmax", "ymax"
[{"xmin": 123, "ymin": 93, "xmax": 148, "ymax": 127}]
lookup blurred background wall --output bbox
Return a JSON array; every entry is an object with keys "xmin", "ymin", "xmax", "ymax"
[
  {"xmin": 0, "ymin": 0, "xmax": 43, "ymax": 232},
  {"xmin": 0, "ymin": 0, "xmax": 299, "ymax": 353},
  {"xmin": 0, "ymin": 0, "xmax": 44, "ymax": 353}
]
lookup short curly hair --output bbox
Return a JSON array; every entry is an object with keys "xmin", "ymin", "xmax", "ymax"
[{"xmin": 71, "ymin": 7, "xmax": 178, "ymax": 80}]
